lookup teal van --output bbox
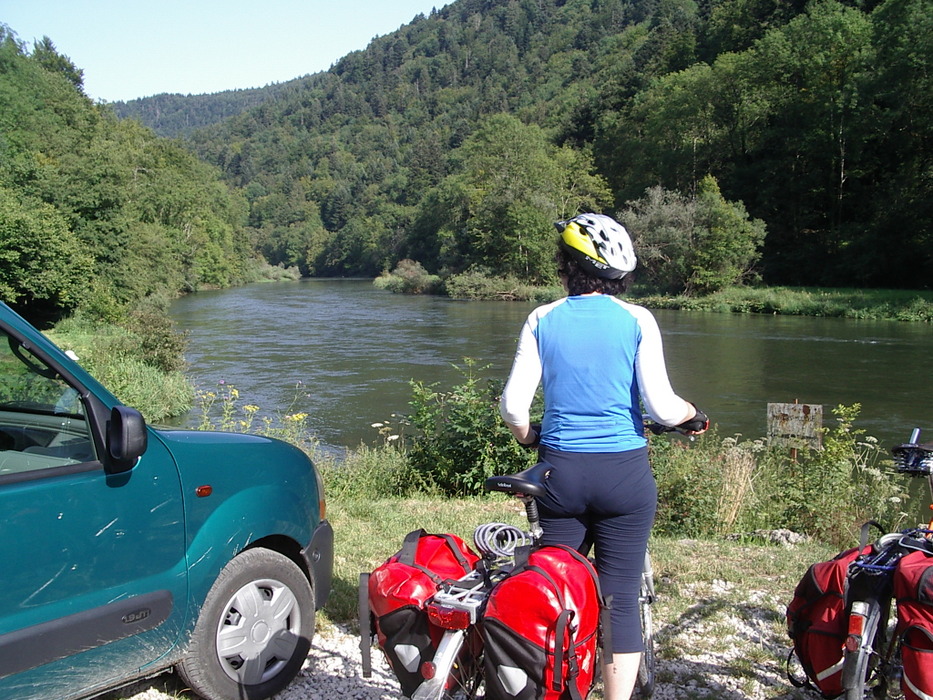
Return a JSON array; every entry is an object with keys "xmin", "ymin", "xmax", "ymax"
[{"xmin": 0, "ymin": 302, "xmax": 333, "ymax": 700}]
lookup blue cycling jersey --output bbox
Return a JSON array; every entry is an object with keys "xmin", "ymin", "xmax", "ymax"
[
  {"xmin": 500, "ymin": 294, "xmax": 690, "ymax": 453},
  {"xmin": 535, "ymin": 295, "xmax": 643, "ymax": 451}
]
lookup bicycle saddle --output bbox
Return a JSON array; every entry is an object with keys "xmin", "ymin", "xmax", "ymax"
[{"xmin": 484, "ymin": 461, "xmax": 552, "ymax": 498}]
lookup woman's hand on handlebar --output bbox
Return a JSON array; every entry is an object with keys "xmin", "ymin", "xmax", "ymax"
[
  {"xmin": 647, "ymin": 403, "xmax": 710, "ymax": 436},
  {"xmin": 508, "ymin": 422, "xmax": 541, "ymax": 449},
  {"xmin": 678, "ymin": 404, "xmax": 710, "ymax": 434}
]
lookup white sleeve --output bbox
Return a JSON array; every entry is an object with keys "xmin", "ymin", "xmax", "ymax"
[
  {"xmin": 632, "ymin": 307, "xmax": 693, "ymax": 426},
  {"xmin": 499, "ymin": 318, "xmax": 542, "ymax": 427}
]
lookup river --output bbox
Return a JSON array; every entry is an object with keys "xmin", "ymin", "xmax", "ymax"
[{"xmin": 169, "ymin": 280, "xmax": 931, "ymax": 455}]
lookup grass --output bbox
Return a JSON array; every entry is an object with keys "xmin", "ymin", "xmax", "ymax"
[
  {"xmin": 379, "ymin": 273, "xmax": 933, "ymax": 323},
  {"xmin": 324, "ymin": 492, "xmax": 841, "ymax": 631},
  {"xmin": 320, "ymin": 491, "xmax": 841, "ymax": 699},
  {"xmin": 634, "ymin": 285, "xmax": 933, "ymax": 322},
  {"xmin": 47, "ymin": 319, "xmax": 192, "ymax": 421}
]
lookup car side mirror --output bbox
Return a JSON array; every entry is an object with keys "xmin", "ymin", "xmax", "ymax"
[{"xmin": 107, "ymin": 406, "xmax": 148, "ymax": 473}]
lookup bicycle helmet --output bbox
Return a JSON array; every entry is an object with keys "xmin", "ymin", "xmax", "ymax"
[{"xmin": 555, "ymin": 213, "xmax": 636, "ymax": 280}]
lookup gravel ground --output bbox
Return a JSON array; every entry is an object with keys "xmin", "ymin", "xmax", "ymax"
[{"xmin": 118, "ymin": 583, "xmax": 816, "ymax": 700}]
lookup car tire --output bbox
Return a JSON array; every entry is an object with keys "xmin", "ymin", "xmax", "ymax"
[{"xmin": 177, "ymin": 548, "xmax": 315, "ymax": 700}]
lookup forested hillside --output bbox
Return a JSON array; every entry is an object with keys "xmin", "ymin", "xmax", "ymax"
[
  {"xmin": 157, "ymin": 0, "xmax": 928, "ymax": 290},
  {"xmin": 111, "ymin": 82, "xmax": 296, "ymax": 139},
  {"xmin": 0, "ymin": 28, "xmax": 255, "ymax": 327},
  {"xmin": 6, "ymin": 0, "xmax": 931, "ymax": 305}
]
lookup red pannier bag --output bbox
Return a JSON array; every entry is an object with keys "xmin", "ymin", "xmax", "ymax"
[
  {"xmin": 893, "ymin": 548, "xmax": 933, "ymax": 700},
  {"xmin": 366, "ymin": 529, "xmax": 481, "ymax": 697},
  {"xmin": 786, "ymin": 547, "xmax": 862, "ymax": 698},
  {"xmin": 481, "ymin": 545, "xmax": 609, "ymax": 700}
]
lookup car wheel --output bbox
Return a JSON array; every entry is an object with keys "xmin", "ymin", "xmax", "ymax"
[{"xmin": 177, "ymin": 548, "xmax": 315, "ymax": 700}]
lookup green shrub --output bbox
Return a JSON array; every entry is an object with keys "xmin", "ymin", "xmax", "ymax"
[
  {"xmin": 651, "ymin": 428, "xmax": 733, "ymax": 536},
  {"xmin": 317, "ymin": 443, "xmax": 422, "ymax": 500},
  {"xmin": 406, "ymin": 359, "xmax": 538, "ymax": 496},
  {"xmin": 443, "ymin": 268, "xmax": 560, "ymax": 302},
  {"xmin": 48, "ymin": 313, "xmax": 192, "ymax": 421},
  {"xmin": 374, "ymin": 259, "xmax": 441, "ymax": 294},
  {"xmin": 760, "ymin": 404, "xmax": 908, "ymax": 546},
  {"xmin": 650, "ymin": 405, "xmax": 908, "ymax": 548}
]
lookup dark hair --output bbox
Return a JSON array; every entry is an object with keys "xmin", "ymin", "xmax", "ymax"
[{"xmin": 556, "ymin": 249, "xmax": 631, "ymax": 296}]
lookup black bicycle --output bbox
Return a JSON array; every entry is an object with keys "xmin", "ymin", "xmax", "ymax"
[
  {"xmin": 840, "ymin": 428, "xmax": 933, "ymax": 700},
  {"xmin": 361, "ymin": 460, "xmax": 657, "ymax": 699}
]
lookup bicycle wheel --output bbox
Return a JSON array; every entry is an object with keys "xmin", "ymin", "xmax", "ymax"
[
  {"xmin": 411, "ymin": 628, "xmax": 485, "ymax": 700},
  {"xmin": 637, "ymin": 558, "xmax": 656, "ymax": 698},
  {"xmin": 441, "ymin": 643, "xmax": 484, "ymax": 700},
  {"xmin": 842, "ymin": 597, "xmax": 885, "ymax": 700}
]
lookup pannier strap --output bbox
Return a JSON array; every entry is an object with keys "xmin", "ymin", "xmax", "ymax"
[
  {"xmin": 859, "ymin": 520, "xmax": 887, "ymax": 554},
  {"xmin": 554, "ymin": 609, "xmax": 585, "ymax": 700},
  {"xmin": 397, "ymin": 529, "xmax": 472, "ymax": 571},
  {"xmin": 359, "ymin": 573, "xmax": 372, "ymax": 678},
  {"xmin": 398, "ymin": 528, "xmax": 428, "ymax": 565}
]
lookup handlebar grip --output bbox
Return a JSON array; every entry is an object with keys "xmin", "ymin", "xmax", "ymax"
[{"xmin": 678, "ymin": 410, "xmax": 709, "ymax": 433}]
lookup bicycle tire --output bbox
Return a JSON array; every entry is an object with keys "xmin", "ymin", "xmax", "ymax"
[
  {"xmin": 637, "ymin": 570, "xmax": 656, "ymax": 698},
  {"xmin": 842, "ymin": 597, "xmax": 884, "ymax": 700}
]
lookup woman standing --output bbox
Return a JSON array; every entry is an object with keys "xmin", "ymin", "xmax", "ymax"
[{"xmin": 499, "ymin": 213, "xmax": 708, "ymax": 700}]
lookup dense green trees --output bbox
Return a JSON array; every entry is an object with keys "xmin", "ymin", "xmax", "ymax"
[
  {"xmin": 0, "ymin": 28, "xmax": 253, "ymax": 325},
  {"xmin": 163, "ymin": 0, "xmax": 929, "ymax": 292},
  {"xmin": 619, "ymin": 176, "xmax": 766, "ymax": 294},
  {"xmin": 408, "ymin": 114, "xmax": 610, "ymax": 282},
  {"xmin": 6, "ymin": 0, "xmax": 932, "ymax": 299},
  {"xmin": 0, "ymin": 186, "xmax": 94, "ymax": 323}
]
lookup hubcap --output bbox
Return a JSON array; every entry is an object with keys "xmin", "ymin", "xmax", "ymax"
[{"xmin": 215, "ymin": 578, "xmax": 301, "ymax": 685}]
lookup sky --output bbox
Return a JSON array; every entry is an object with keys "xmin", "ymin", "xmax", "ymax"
[{"xmin": 2, "ymin": 0, "xmax": 450, "ymax": 103}]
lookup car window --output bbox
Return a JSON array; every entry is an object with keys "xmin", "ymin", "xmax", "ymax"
[{"xmin": 0, "ymin": 331, "xmax": 96, "ymax": 475}]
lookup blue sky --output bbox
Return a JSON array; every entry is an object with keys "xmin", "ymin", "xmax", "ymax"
[{"xmin": 2, "ymin": 0, "xmax": 449, "ymax": 102}]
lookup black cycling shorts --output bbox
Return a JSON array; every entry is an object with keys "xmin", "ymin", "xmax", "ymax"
[{"xmin": 535, "ymin": 445, "xmax": 657, "ymax": 654}]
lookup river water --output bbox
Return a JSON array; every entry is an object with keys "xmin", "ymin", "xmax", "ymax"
[{"xmin": 169, "ymin": 280, "xmax": 931, "ymax": 454}]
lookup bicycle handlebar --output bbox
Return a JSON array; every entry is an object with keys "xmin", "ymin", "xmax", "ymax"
[
  {"xmin": 892, "ymin": 427, "xmax": 933, "ymax": 477},
  {"xmin": 647, "ymin": 404, "xmax": 710, "ymax": 436}
]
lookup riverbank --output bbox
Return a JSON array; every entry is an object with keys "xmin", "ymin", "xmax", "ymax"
[
  {"xmin": 107, "ymin": 432, "xmax": 912, "ymax": 700},
  {"xmin": 375, "ymin": 266, "xmax": 933, "ymax": 322},
  {"xmin": 636, "ymin": 286, "xmax": 933, "ymax": 322}
]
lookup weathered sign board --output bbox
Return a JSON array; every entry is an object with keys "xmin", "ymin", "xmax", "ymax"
[{"xmin": 767, "ymin": 403, "xmax": 823, "ymax": 450}]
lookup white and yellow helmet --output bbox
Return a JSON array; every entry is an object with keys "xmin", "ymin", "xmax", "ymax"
[{"xmin": 555, "ymin": 213, "xmax": 636, "ymax": 280}]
